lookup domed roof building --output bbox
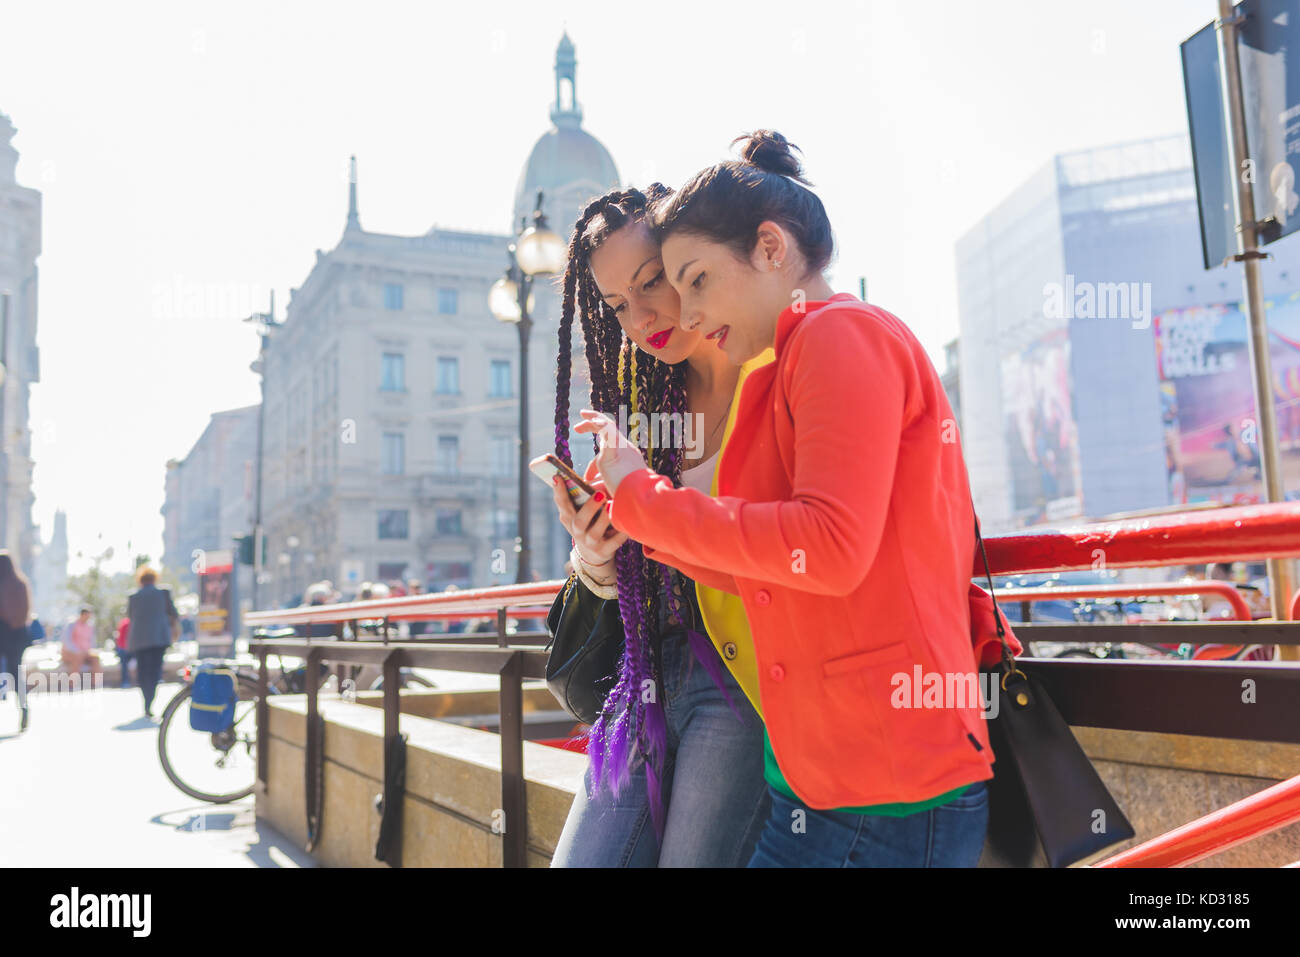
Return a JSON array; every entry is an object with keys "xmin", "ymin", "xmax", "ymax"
[{"xmin": 513, "ymin": 33, "xmax": 620, "ymax": 236}]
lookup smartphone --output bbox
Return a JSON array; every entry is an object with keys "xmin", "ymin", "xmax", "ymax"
[{"xmin": 529, "ymin": 453, "xmax": 597, "ymax": 506}]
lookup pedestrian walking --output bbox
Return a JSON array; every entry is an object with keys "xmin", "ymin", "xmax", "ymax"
[
  {"xmin": 125, "ymin": 566, "xmax": 179, "ymax": 719},
  {"xmin": 62, "ymin": 607, "xmax": 103, "ymax": 685},
  {"xmin": 0, "ymin": 552, "xmax": 32, "ymax": 732},
  {"xmin": 115, "ymin": 616, "xmax": 133, "ymax": 688}
]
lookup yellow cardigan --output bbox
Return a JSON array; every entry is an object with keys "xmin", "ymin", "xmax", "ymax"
[{"xmin": 693, "ymin": 349, "xmax": 775, "ymax": 719}]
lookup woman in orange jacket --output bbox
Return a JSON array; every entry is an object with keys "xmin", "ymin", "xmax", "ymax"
[{"xmin": 576, "ymin": 131, "xmax": 1018, "ymax": 867}]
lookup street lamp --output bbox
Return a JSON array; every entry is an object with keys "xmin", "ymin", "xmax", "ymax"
[
  {"xmin": 243, "ymin": 292, "xmax": 280, "ymax": 610},
  {"xmin": 488, "ymin": 190, "xmax": 566, "ymax": 582}
]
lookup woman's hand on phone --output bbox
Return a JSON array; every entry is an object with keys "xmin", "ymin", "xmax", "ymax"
[
  {"xmin": 574, "ymin": 409, "xmax": 647, "ymax": 494},
  {"xmin": 551, "ymin": 474, "xmax": 627, "ymax": 567}
]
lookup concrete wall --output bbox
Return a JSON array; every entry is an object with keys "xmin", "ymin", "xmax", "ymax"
[
  {"xmin": 256, "ymin": 686, "xmax": 585, "ymax": 867},
  {"xmin": 258, "ymin": 686, "xmax": 1299, "ymax": 867},
  {"xmin": 1075, "ymin": 727, "xmax": 1300, "ymax": 868}
]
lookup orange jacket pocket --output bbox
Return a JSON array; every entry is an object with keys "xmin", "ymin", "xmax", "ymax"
[{"xmin": 822, "ymin": 642, "xmax": 910, "ymax": 677}]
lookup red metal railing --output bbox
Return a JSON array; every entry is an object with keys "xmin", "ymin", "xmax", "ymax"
[
  {"xmin": 976, "ymin": 501, "xmax": 1300, "ymax": 576},
  {"xmin": 243, "ymin": 580, "xmax": 565, "ymax": 627},
  {"xmin": 995, "ymin": 581, "xmax": 1253, "ymax": 621},
  {"xmin": 1093, "ymin": 772, "xmax": 1300, "ymax": 867},
  {"xmin": 243, "ymin": 502, "xmax": 1300, "ymax": 866}
]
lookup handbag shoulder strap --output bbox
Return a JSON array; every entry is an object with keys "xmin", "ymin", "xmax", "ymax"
[{"xmin": 973, "ymin": 508, "xmax": 1015, "ymax": 673}]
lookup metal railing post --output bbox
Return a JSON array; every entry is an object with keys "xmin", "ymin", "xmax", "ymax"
[
  {"xmin": 304, "ymin": 647, "xmax": 324, "ymax": 852},
  {"xmin": 498, "ymin": 650, "xmax": 526, "ymax": 867},
  {"xmin": 256, "ymin": 643, "xmax": 269, "ymax": 794},
  {"xmin": 376, "ymin": 648, "xmax": 406, "ymax": 867}
]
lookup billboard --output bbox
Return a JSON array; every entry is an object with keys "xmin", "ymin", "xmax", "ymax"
[
  {"xmin": 1156, "ymin": 295, "xmax": 1300, "ymax": 504},
  {"xmin": 1001, "ymin": 330, "xmax": 1083, "ymax": 527}
]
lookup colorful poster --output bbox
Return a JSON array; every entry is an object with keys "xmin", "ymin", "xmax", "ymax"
[
  {"xmin": 197, "ymin": 550, "xmax": 234, "ymax": 645},
  {"xmin": 1155, "ymin": 294, "xmax": 1300, "ymax": 505},
  {"xmin": 1001, "ymin": 330, "xmax": 1083, "ymax": 527}
]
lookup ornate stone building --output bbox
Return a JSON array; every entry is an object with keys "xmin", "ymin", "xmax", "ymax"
[
  {"xmin": 162, "ymin": 405, "xmax": 258, "ymax": 592},
  {"xmin": 0, "ymin": 110, "xmax": 41, "ymax": 581},
  {"xmin": 32, "ymin": 508, "xmax": 68, "ymax": 624},
  {"xmin": 253, "ymin": 34, "xmax": 620, "ymax": 604}
]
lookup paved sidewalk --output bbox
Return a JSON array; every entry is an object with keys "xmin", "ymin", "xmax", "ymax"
[{"xmin": 0, "ymin": 681, "xmax": 315, "ymax": 868}]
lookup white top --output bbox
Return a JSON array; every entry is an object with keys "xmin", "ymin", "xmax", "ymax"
[{"xmin": 679, "ymin": 450, "xmax": 720, "ymax": 494}]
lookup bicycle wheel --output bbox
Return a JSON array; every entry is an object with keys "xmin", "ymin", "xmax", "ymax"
[{"xmin": 157, "ymin": 675, "xmax": 262, "ymax": 804}]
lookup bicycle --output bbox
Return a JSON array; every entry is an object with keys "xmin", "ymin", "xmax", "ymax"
[{"xmin": 156, "ymin": 629, "xmax": 436, "ymax": 804}]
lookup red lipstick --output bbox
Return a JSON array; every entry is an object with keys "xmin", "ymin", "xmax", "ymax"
[{"xmin": 647, "ymin": 329, "xmax": 673, "ymax": 349}]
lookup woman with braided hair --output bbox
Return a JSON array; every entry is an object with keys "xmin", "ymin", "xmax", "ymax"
[
  {"xmin": 579, "ymin": 131, "xmax": 1021, "ymax": 867},
  {"xmin": 547, "ymin": 184, "xmax": 769, "ymax": 867}
]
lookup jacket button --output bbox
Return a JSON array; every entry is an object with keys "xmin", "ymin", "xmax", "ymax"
[
  {"xmin": 755, "ymin": 589, "xmax": 771, "ymax": 606},
  {"xmin": 722, "ymin": 642, "xmax": 738, "ymax": 660},
  {"xmin": 769, "ymin": 664, "xmax": 785, "ymax": 682}
]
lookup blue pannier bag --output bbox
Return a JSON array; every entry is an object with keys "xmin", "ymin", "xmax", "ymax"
[{"xmin": 190, "ymin": 664, "xmax": 237, "ymax": 732}]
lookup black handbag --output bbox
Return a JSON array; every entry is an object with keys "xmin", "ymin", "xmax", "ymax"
[
  {"xmin": 975, "ymin": 513, "xmax": 1136, "ymax": 868},
  {"xmin": 544, "ymin": 574, "xmax": 625, "ymax": 725}
]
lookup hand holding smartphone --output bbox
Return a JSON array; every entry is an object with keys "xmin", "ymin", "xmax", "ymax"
[{"xmin": 529, "ymin": 453, "xmax": 597, "ymax": 506}]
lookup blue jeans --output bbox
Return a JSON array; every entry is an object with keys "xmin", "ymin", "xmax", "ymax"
[
  {"xmin": 551, "ymin": 629, "xmax": 769, "ymax": 867},
  {"xmin": 747, "ymin": 780, "xmax": 989, "ymax": 867}
]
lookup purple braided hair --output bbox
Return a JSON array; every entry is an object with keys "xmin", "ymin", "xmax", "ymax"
[{"xmin": 551, "ymin": 184, "xmax": 740, "ymax": 843}]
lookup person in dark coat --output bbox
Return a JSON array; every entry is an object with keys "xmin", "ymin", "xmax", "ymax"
[
  {"xmin": 126, "ymin": 566, "xmax": 178, "ymax": 718},
  {"xmin": 0, "ymin": 551, "xmax": 32, "ymax": 732}
]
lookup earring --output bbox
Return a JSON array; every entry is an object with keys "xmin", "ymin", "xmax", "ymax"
[{"xmin": 773, "ymin": 260, "xmax": 783, "ymax": 269}]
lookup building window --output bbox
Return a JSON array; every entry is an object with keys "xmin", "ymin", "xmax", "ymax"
[
  {"xmin": 428, "ymin": 561, "xmax": 472, "ymax": 589},
  {"xmin": 438, "ymin": 288, "xmax": 459, "ymax": 315},
  {"xmin": 383, "ymin": 283, "xmax": 404, "ymax": 311},
  {"xmin": 489, "ymin": 359, "xmax": 513, "ymax": 398},
  {"xmin": 435, "ymin": 508, "xmax": 463, "ymax": 535},
  {"xmin": 381, "ymin": 352, "xmax": 405, "ymax": 392},
  {"xmin": 378, "ymin": 509, "xmax": 409, "ymax": 540},
  {"xmin": 437, "ymin": 434, "xmax": 460, "ymax": 473},
  {"xmin": 493, "ymin": 509, "xmax": 518, "ymax": 538},
  {"xmin": 381, "ymin": 432, "xmax": 404, "ymax": 475},
  {"xmin": 436, "ymin": 356, "xmax": 459, "ymax": 394},
  {"xmin": 377, "ymin": 562, "xmax": 408, "ymax": 583},
  {"xmin": 491, "ymin": 436, "xmax": 514, "ymax": 477}
]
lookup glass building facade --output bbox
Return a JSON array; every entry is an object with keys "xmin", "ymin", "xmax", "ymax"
[{"xmin": 957, "ymin": 135, "xmax": 1300, "ymax": 531}]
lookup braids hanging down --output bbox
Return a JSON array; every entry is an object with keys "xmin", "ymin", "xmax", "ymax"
[{"xmin": 552, "ymin": 185, "xmax": 740, "ymax": 841}]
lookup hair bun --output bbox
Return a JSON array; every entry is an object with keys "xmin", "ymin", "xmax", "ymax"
[{"xmin": 733, "ymin": 130, "xmax": 810, "ymax": 185}]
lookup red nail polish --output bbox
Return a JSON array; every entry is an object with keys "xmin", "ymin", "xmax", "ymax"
[{"xmin": 594, "ymin": 492, "xmax": 604, "ymax": 502}]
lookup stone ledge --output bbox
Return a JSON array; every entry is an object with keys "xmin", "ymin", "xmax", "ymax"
[
  {"xmin": 351, "ymin": 683, "xmax": 562, "ymax": 721},
  {"xmin": 1075, "ymin": 726, "xmax": 1300, "ymax": 781},
  {"xmin": 261, "ymin": 696, "xmax": 584, "ymax": 865}
]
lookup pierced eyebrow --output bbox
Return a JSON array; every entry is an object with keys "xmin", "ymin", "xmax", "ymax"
[
  {"xmin": 602, "ymin": 255, "xmax": 663, "ymax": 302},
  {"xmin": 674, "ymin": 259, "xmax": 699, "ymax": 284}
]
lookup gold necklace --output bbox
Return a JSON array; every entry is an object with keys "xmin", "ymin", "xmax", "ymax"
[{"xmin": 702, "ymin": 393, "xmax": 733, "ymax": 457}]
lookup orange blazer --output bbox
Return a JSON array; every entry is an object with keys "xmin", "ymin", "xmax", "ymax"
[{"xmin": 611, "ymin": 294, "xmax": 1020, "ymax": 809}]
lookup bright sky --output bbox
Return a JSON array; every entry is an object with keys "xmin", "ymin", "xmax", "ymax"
[{"xmin": 0, "ymin": 0, "xmax": 1214, "ymax": 573}]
